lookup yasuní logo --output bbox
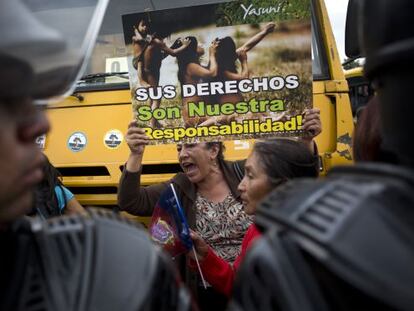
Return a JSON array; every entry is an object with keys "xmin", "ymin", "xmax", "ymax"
[{"xmin": 240, "ymin": 3, "xmax": 283, "ymax": 20}]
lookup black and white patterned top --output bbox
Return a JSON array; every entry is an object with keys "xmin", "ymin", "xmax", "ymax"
[{"xmin": 195, "ymin": 192, "xmax": 253, "ymax": 263}]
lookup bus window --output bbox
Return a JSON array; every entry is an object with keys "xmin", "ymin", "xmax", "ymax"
[
  {"xmin": 344, "ymin": 67, "xmax": 374, "ymax": 120},
  {"xmin": 78, "ymin": 1, "xmax": 154, "ymax": 90},
  {"xmin": 312, "ymin": 2, "xmax": 329, "ymax": 80}
]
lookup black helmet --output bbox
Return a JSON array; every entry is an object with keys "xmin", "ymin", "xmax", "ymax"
[
  {"xmin": 361, "ymin": 0, "xmax": 414, "ymax": 78},
  {"xmin": 230, "ymin": 163, "xmax": 414, "ymax": 311},
  {"xmin": 0, "ymin": 209, "xmax": 195, "ymax": 311},
  {"xmin": 358, "ymin": 0, "xmax": 414, "ymax": 167},
  {"xmin": 228, "ymin": 229, "xmax": 329, "ymax": 311}
]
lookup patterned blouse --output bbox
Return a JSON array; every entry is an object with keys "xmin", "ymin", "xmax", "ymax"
[{"xmin": 195, "ymin": 192, "xmax": 253, "ymax": 263}]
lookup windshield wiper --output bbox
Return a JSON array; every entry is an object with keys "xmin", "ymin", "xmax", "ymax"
[{"xmin": 78, "ymin": 72, "xmax": 129, "ymax": 83}]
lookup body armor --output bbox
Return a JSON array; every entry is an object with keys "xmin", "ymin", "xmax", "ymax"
[
  {"xmin": 230, "ymin": 163, "xmax": 414, "ymax": 311},
  {"xmin": 0, "ymin": 209, "xmax": 193, "ymax": 311}
]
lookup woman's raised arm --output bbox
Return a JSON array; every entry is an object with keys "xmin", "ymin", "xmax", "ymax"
[
  {"xmin": 117, "ymin": 121, "xmax": 165, "ymax": 216},
  {"xmin": 186, "ymin": 40, "xmax": 219, "ymax": 79},
  {"xmin": 236, "ymin": 22, "xmax": 275, "ymax": 55},
  {"xmin": 154, "ymin": 37, "xmax": 190, "ymax": 57}
]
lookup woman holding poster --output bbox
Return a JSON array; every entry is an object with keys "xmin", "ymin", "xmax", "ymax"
[{"xmin": 118, "ymin": 124, "xmax": 251, "ymax": 310}]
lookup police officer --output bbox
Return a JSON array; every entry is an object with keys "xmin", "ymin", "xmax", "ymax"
[{"xmin": 0, "ymin": 1, "xmax": 192, "ymax": 310}]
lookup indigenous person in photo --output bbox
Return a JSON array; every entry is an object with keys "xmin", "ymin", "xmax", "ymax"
[{"xmin": 131, "ymin": 15, "xmax": 190, "ymax": 128}]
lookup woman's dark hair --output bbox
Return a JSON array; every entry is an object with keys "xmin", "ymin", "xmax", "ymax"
[
  {"xmin": 216, "ymin": 36, "xmax": 237, "ymax": 73},
  {"xmin": 171, "ymin": 36, "xmax": 200, "ymax": 83},
  {"xmin": 206, "ymin": 141, "xmax": 225, "ymax": 163},
  {"xmin": 253, "ymin": 139, "xmax": 319, "ymax": 187},
  {"xmin": 33, "ymin": 156, "xmax": 65, "ymax": 218},
  {"xmin": 135, "ymin": 14, "xmax": 173, "ymax": 39}
]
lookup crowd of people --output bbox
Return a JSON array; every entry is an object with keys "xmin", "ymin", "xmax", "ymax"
[{"xmin": 1, "ymin": 0, "xmax": 413, "ymax": 310}]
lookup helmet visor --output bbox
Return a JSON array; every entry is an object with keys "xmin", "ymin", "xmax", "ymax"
[{"xmin": 0, "ymin": 0, "xmax": 109, "ymax": 101}]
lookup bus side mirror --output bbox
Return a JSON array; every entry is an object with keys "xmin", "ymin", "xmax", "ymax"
[{"xmin": 345, "ymin": 0, "xmax": 363, "ymax": 59}]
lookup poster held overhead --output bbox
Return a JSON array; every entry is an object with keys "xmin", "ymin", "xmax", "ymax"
[{"xmin": 122, "ymin": 0, "xmax": 311, "ymax": 144}]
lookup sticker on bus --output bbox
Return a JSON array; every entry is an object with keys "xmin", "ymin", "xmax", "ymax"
[
  {"xmin": 67, "ymin": 132, "xmax": 87, "ymax": 152},
  {"xmin": 103, "ymin": 129, "xmax": 124, "ymax": 149}
]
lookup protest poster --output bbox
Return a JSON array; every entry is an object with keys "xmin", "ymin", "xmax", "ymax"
[{"xmin": 122, "ymin": 0, "xmax": 311, "ymax": 144}]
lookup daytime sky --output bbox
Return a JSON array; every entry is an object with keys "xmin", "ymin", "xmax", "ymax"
[{"xmin": 325, "ymin": 0, "xmax": 349, "ymax": 62}]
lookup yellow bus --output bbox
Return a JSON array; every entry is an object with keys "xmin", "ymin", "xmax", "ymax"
[{"xmin": 43, "ymin": 0, "xmax": 354, "ymax": 214}]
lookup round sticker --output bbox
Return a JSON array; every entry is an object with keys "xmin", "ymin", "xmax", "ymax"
[
  {"xmin": 103, "ymin": 129, "xmax": 123, "ymax": 149},
  {"xmin": 67, "ymin": 132, "xmax": 87, "ymax": 152}
]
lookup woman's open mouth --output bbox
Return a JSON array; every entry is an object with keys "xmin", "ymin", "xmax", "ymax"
[{"xmin": 182, "ymin": 162, "xmax": 198, "ymax": 176}]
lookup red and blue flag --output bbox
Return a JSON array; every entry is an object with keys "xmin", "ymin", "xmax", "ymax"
[{"xmin": 149, "ymin": 183, "xmax": 193, "ymax": 257}]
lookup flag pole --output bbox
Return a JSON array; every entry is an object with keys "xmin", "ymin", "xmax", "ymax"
[
  {"xmin": 192, "ymin": 246, "xmax": 207, "ymax": 289},
  {"xmin": 170, "ymin": 183, "xmax": 207, "ymax": 289}
]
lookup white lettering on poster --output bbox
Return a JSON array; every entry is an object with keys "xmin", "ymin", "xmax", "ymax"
[{"xmin": 240, "ymin": 3, "xmax": 284, "ymax": 20}]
